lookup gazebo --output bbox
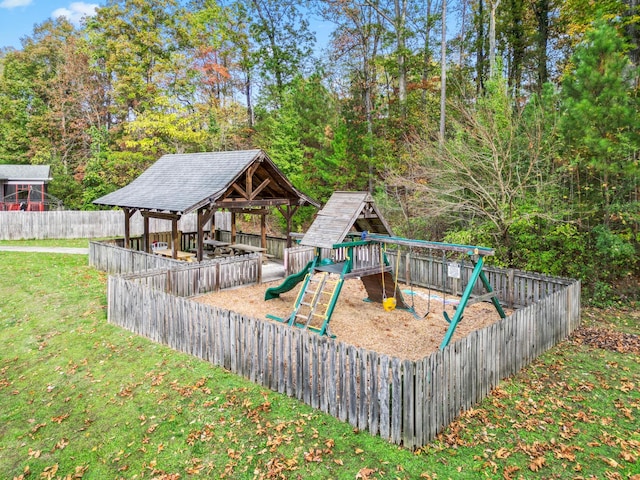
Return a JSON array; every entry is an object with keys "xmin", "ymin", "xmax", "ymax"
[{"xmin": 93, "ymin": 149, "xmax": 319, "ymax": 261}]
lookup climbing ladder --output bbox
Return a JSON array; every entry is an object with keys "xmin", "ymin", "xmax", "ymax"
[{"xmin": 288, "ymin": 272, "xmax": 344, "ymax": 336}]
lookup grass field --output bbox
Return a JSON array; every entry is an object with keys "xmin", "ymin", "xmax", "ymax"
[{"xmin": 0, "ymin": 246, "xmax": 638, "ymax": 479}]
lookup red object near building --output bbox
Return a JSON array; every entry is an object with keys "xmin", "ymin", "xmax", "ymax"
[{"xmin": 0, "ymin": 165, "xmax": 52, "ymax": 211}]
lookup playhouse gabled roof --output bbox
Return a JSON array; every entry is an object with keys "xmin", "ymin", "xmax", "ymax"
[
  {"xmin": 0, "ymin": 165, "xmax": 51, "ymax": 182},
  {"xmin": 300, "ymin": 191, "xmax": 393, "ymax": 249},
  {"xmin": 93, "ymin": 149, "xmax": 318, "ymax": 214}
]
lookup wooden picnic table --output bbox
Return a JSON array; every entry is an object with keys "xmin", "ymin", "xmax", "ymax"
[
  {"xmin": 203, "ymin": 239, "xmax": 230, "ymax": 249},
  {"xmin": 154, "ymin": 248, "xmax": 195, "ymax": 261},
  {"xmin": 230, "ymin": 243, "xmax": 267, "ymax": 254}
]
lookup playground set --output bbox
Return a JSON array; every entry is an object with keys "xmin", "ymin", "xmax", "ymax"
[{"xmin": 265, "ymin": 192, "xmax": 506, "ymax": 349}]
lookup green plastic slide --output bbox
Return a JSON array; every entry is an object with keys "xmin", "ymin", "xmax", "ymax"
[{"xmin": 264, "ymin": 261, "xmax": 314, "ymax": 300}]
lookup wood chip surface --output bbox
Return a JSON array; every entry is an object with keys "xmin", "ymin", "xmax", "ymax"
[{"xmin": 195, "ymin": 278, "xmax": 510, "ymax": 361}]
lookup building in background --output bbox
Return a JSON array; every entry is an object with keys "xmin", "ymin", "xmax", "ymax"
[{"xmin": 0, "ymin": 165, "xmax": 53, "ymax": 211}]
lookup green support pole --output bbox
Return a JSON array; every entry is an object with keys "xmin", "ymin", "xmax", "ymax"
[
  {"xmin": 317, "ymin": 260, "xmax": 351, "ymax": 335},
  {"xmin": 440, "ymin": 256, "xmax": 486, "ymax": 349},
  {"xmin": 478, "ymin": 269, "xmax": 506, "ymax": 319}
]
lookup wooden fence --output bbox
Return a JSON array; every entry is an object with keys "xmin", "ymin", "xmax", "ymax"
[
  {"xmin": 105, "ymin": 253, "xmax": 581, "ymax": 449},
  {"xmin": 0, "ymin": 210, "xmax": 232, "ymax": 240},
  {"xmin": 217, "ymin": 230, "xmax": 289, "ymax": 259},
  {"xmin": 89, "ymin": 241, "xmax": 263, "ymax": 283},
  {"xmin": 123, "ymin": 254, "xmax": 262, "ymax": 297}
]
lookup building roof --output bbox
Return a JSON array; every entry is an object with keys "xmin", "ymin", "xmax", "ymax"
[
  {"xmin": 0, "ymin": 165, "xmax": 51, "ymax": 182},
  {"xmin": 300, "ymin": 191, "xmax": 393, "ymax": 249},
  {"xmin": 93, "ymin": 150, "xmax": 318, "ymax": 214}
]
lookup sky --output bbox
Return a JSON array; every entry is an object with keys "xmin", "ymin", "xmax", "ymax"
[
  {"xmin": 0, "ymin": 0, "xmax": 332, "ymax": 52},
  {"xmin": 0, "ymin": 0, "xmax": 100, "ymax": 49}
]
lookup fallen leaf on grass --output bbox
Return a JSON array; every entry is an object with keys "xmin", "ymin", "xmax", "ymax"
[
  {"xmin": 356, "ymin": 467, "xmax": 376, "ymax": 479},
  {"xmin": 529, "ymin": 456, "xmax": 546, "ymax": 472},
  {"xmin": 51, "ymin": 413, "xmax": 69, "ymax": 424},
  {"xmin": 495, "ymin": 447, "xmax": 511, "ymax": 459},
  {"xmin": 602, "ymin": 456, "xmax": 619, "ymax": 468},
  {"xmin": 40, "ymin": 463, "xmax": 59, "ymax": 479},
  {"xmin": 303, "ymin": 448, "xmax": 323, "ymax": 462},
  {"xmin": 53, "ymin": 438, "xmax": 69, "ymax": 451},
  {"xmin": 503, "ymin": 465, "xmax": 520, "ymax": 480}
]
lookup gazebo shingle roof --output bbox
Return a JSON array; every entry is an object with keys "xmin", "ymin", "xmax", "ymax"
[{"xmin": 93, "ymin": 150, "xmax": 316, "ymax": 213}]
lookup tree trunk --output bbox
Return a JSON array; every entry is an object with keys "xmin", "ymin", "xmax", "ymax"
[
  {"xmin": 395, "ymin": 0, "xmax": 407, "ymax": 106},
  {"xmin": 476, "ymin": 0, "xmax": 486, "ymax": 93},
  {"xmin": 489, "ymin": 0, "xmax": 501, "ymax": 78},
  {"xmin": 439, "ymin": 0, "xmax": 447, "ymax": 143},
  {"xmin": 422, "ymin": 0, "xmax": 433, "ymax": 95}
]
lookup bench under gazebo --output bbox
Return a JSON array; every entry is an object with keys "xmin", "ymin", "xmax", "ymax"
[{"xmin": 93, "ymin": 149, "xmax": 319, "ymax": 261}]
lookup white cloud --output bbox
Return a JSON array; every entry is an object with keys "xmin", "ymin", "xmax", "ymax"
[
  {"xmin": 0, "ymin": 0, "xmax": 33, "ymax": 9},
  {"xmin": 52, "ymin": 2, "xmax": 98, "ymax": 25}
]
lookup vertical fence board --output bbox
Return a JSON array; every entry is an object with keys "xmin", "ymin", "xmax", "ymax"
[
  {"xmin": 390, "ymin": 358, "xmax": 402, "ymax": 444},
  {"xmin": 377, "ymin": 355, "xmax": 389, "ymax": 440}
]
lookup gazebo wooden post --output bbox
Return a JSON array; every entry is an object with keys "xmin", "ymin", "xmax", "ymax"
[
  {"xmin": 123, "ymin": 208, "xmax": 132, "ymax": 250},
  {"xmin": 143, "ymin": 212, "xmax": 150, "ymax": 252},
  {"xmin": 261, "ymin": 213, "xmax": 267, "ymax": 250},
  {"xmin": 231, "ymin": 211, "xmax": 237, "ymax": 244},
  {"xmin": 277, "ymin": 204, "xmax": 299, "ymax": 248},
  {"xmin": 171, "ymin": 217, "xmax": 179, "ymax": 259},
  {"xmin": 196, "ymin": 207, "xmax": 215, "ymax": 262},
  {"xmin": 196, "ymin": 208, "xmax": 205, "ymax": 261}
]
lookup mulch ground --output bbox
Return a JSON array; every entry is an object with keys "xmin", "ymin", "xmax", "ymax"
[{"xmin": 194, "ymin": 278, "xmax": 510, "ymax": 361}]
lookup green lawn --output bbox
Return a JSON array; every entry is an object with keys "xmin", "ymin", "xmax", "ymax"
[{"xmin": 0, "ymin": 246, "xmax": 638, "ymax": 479}]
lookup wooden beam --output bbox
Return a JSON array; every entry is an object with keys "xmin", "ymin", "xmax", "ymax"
[
  {"xmin": 232, "ymin": 183, "xmax": 249, "ymax": 199},
  {"xmin": 141, "ymin": 211, "xmax": 181, "ymax": 221},
  {"xmin": 250, "ymin": 178, "xmax": 271, "ymax": 200},
  {"xmin": 196, "ymin": 208, "xmax": 207, "ymax": 261},
  {"xmin": 261, "ymin": 213, "xmax": 267, "ymax": 250},
  {"xmin": 276, "ymin": 204, "xmax": 299, "ymax": 248},
  {"xmin": 171, "ymin": 218, "xmax": 179, "ymax": 259},
  {"xmin": 143, "ymin": 213, "xmax": 150, "ymax": 253},
  {"xmin": 246, "ymin": 163, "xmax": 260, "ymax": 198},
  {"xmin": 123, "ymin": 208, "xmax": 133, "ymax": 250},
  {"xmin": 228, "ymin": 208, "xmax": 270, "ymax": 215},
  {"xmin": 217, "ymin": 198, "xmax": 295, "ymax": 208},
  {"xmin": 231, "ymin": 211, "xmax": 237, "ymax": 244}
]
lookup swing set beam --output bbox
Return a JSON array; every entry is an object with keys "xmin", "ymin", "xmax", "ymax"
[{"xmin": 364, "ymin": 233, "xmax": 495, "ymax": 256}]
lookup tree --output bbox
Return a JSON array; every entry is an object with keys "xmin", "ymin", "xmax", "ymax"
[
  {"xmin": 559, "ymin": 19, "xmax": 640, "ymax": 242},
  {"xmin": 386, "ymin": 75, "xmax": 559, "ymax": 265},
  {"xmin": 362, "ymin": 0, "xmax": 410, "ymax": 107},
  {"xmin": 254, "ymin": 75, "xmax": 337, "ymax": 199},
  {"xmin": 242, "ymin": 0, "xmax": 316, "ymax": 108},
  {"xmin": 0, "ymin": 18, "xmax": 108, "ymax": 209},
  {"xmin": 85, "ymin": 0, "xmax": 186, "ymax": 121},
  {"xmin": 318, "ymin": 0, "xmax": 386, "ymax": 192}
]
